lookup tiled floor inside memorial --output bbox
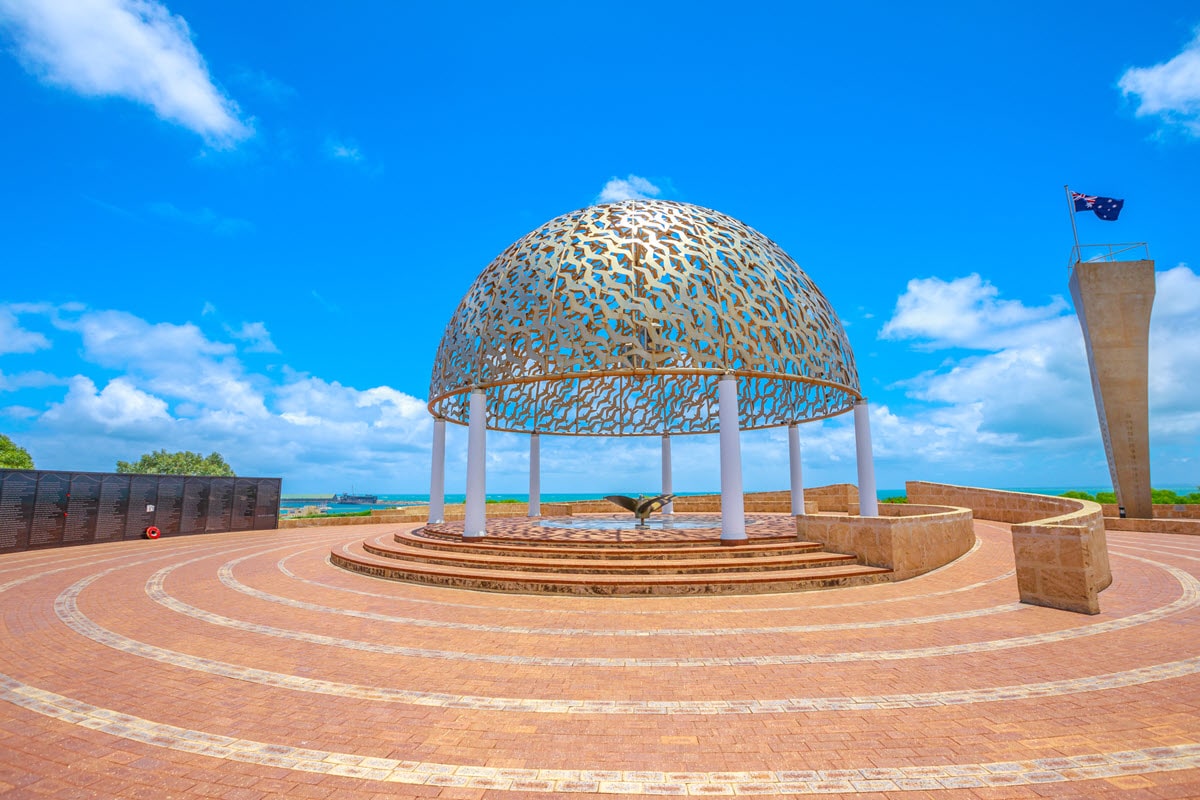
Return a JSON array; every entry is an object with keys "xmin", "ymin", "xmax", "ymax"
[{"xmin": 1, "ymin": 519, "xmax": 1198, "ymax": 798}]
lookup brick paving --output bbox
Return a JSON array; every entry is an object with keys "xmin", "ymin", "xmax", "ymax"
[{"xmin": 1, "ymin": 518, "xmax": 1198, "ymax": 798}]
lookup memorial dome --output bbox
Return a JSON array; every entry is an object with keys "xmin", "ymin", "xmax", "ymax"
[{"xmin": 428, "ymin": 199, "xmax": 860, "ymax": 435}]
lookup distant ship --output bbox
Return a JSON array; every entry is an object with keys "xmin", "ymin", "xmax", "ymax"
[{"xmin": 332, "ymin": 492, "xmax": 378, "ymax": 504}]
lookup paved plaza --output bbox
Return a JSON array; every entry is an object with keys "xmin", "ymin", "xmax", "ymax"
[{"xmin": 1, "ymin": 518, "xmax": 1199, "ymax": 798}]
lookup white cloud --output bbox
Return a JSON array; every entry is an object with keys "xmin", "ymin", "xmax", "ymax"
[
  {"xmin": 597, "ymin": 174, "xmax": 662, "ymax": 203},
  {"xmin": 58, "ymin": 309, "xmax": 268, "ymax": 420},
  {"xmin": 879, "ymin": 274, "xmax": 1068, "ymax": 350},
  {"xmin": 0, "ymin": 306, "xmax": 51, "ymax": 354},
  {"xmin": 42, "ymin": 375, "xmax": 172, "ymax": 433},
  {"xmin": 5, "ymin": 304, "xmax": 433, "ymax": 488},
  {"xmin": 231, "ymin": 67, "xmax": 295, "ymax": 103},
  {"xmin": 0, "ymin": 370, "xmax": 66, "ymax": 391},
  {"xmin": 876, "ymin": 265, "xmax": 1200, "ymax": 485},
  {"xmin": 0, "ymin": 0, "xmax": 251, "ymax": 146},
  {"xmin": 62, "ymin": 309, "xmax": 233, "ymax": 368},
  {"xmin": 1, "ymin": 405, "xmax": 41, "ymax": 420},
  {"xmin": 5, "ymin": 266, "xmax": 1199, "ymax": 493},
  {"xmin": 1148, "ymin": 264, "xmax": 1200, "ymax": 431},
  {"xmin": 1119, "ymin": 28, "xmax": 1200, "ymax": 136},
  {"xmin": 327, "ymin": 138, "xmax": 364, "ymax": 163},
  {"xmin": 228, "ymin": 321, "xmax": 278, "ymax": 354}
]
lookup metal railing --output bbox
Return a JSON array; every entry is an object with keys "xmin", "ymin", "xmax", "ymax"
[{"xmin": 1068, "ymin": 242, "xmax": 1150, "ymax": 269}]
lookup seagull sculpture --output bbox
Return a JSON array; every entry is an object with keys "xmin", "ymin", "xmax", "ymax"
[{"xmin": 603, "ymin": 494, "xmax": 675, "ymax": 527}]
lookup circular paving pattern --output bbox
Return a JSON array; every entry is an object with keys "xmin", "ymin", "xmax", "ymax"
[{"xmin": 1, "ymin": 521, "xmax": 1199, "ymax": 798}]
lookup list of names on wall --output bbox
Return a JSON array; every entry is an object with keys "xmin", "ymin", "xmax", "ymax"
[
  {"xmin": 97, "ymin": 475, "xmax": 131, "ymax": 542},
  {"xmin": 126, "ymin": 476, "xmax": 159, "ymax": 539},
  {"xmin": 180, "ymin": 479, "xmax": 210, "ymax": 534},
  {"xmin": 155, "ymin": 477, "xmax": 186, "ymax": 534},
  {"xmin": 255, "ymin": 480, "xmax": 281, "ymax": 527},
  {"xmin": 0, "ymin": 470, "xmax": 280, "ymax": 553},
  {"xmin": 30, "ymin": 472, "xmax": 70, "ymax": 547},
  {"xmin": 231, "ymin": 480, "xmax": 258, "ymax": 531},
  {"xmin": 64, "ymin": 474, "xmax": 103, "ymax": 543},
  {"xmin": 206, "ymin": 478, "xmax": 235, "ymax": 532},
  {"xmin": 0, "ymin": 471, "xmax": 37, "ymax": 553}
]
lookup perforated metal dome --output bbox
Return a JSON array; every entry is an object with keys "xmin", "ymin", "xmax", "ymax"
[{"xmin": 429, "ymin": 199, "xmax": 860, "ymax": 435}]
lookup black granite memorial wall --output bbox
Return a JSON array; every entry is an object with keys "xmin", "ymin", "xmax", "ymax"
[{"xmin": 0, "ymin": 469, "xmax": 281, "ymax": 554}]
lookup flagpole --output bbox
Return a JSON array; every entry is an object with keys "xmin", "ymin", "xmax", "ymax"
[{"xmin": 1064, "ymin": 184, "xmax": 1081, "ymax": 264}]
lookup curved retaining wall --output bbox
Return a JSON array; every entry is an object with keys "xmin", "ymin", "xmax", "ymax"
[
  {"xmin": 907, "ymin": 481, "xmax": 1110, "ymax": 615},
  {"xmin": 796, "ymin": 503, "xmax": 975, "ymax": 581}
]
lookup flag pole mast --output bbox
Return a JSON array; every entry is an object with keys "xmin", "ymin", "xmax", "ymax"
[{"xmin": 1064, "ymin": 184, "xmax": 1081, "ymax": 264}]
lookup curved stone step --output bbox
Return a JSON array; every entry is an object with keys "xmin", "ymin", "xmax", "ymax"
[
  {"xmin": 362, "ymin": 539, "xmax": 858, "ymax": 576},
  {"xmin": 395, "ymin": 528, "xmax": 826, "ymax": 560},
  {"xmin": 416, "ymin": 524, "xmax": 737, "ymax": 548},
  {"xmin": 331, "ymin": 541, "xmax": 892, "ymax": 597}
]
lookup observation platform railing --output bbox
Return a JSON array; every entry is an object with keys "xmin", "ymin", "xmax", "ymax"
[{"xmin": 1068, "ymin": 242, "xmax": 1149, "ymax": 269}]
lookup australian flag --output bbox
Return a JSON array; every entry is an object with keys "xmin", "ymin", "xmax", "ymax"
[{"xmin": 1072, "ymin": 191, "xmax": 1124, "ymax": 221}]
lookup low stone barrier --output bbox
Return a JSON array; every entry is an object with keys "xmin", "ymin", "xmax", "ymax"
[
  {"xmin": 1101, "ymin": 503, "xmax": 1200, "ymax": 520},
  {"xmin": 1104, "ymin": 517, "xmax": 1200, "ymax": 535},
  {"xmin": 796, "ymin": 503, "xmax": 974, "ymax": 581},
  {"xmin": 802, "ymin": 483, "xmax": 860, "ymax": 513},
  {"xmin": 281, "ymin": 515, "xmax": 390, "ymax": 529},
  {"xmin": 907, "ymin": 481, "xmax": 1109, "ymax": 615}
]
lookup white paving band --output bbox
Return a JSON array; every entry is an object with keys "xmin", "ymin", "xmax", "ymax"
[
  {"xmin": 139, "ymin": 553, "xmax": 1200, "ymax": 667},
  {"xmin": 54, "ymin": 569, "xmax": 1200, "ymax": 714},
  {"xmin": 223, "ymin": 554, "xmax": 1028, "ymax": 637},
  {"xmin": 0, "ymin": 670, "xmax": 1197, "ymax": 795},
  {"xmin": 2, "ymin": 529, "xmax": 1199, "ymax": 794}
]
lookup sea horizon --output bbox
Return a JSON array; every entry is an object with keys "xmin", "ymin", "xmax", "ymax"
[{"xmin": 280, "ymin": 484, "xmax": 1198, "ymax": 511}]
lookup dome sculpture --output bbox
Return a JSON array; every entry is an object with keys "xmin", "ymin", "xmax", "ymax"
[{"xmin": 428, "ymin": 199, "xmax": 860, "ymax": 436}]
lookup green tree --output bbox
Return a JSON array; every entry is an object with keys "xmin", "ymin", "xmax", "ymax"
[
  {"xmin": 116, "ymin": 450, "xmax": 235, "ymax": 477},
  {"xmin": 0, "ymin": 434, "xmax": 34, "ymax": 469}
]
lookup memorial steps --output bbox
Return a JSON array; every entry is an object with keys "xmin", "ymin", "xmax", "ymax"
[{"xmin": 329, "ymin": 516, "xmax": 893, "ymax": 596}]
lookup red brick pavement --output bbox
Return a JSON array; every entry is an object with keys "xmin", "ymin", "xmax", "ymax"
[{"xmin": 0, "ymin": 518, "xmax": 1198, "ymax": 798}]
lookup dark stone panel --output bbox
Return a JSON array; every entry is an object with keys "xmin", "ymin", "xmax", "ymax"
[
  {"xmin": 96, "ymin": 475, "xmax": 130, "ymax": 542},
  {"xmin": 206, "ymin": 478, "xmax": 235, "ymax": 532},
  {"xmin": 180, "ymin": 479, "xmax": 210, "ymax": 534},
  {"xmin": 125, "ymin": 476, "xmax": 159, "ymax": 539},
  {"xmin": 64, "ymin": 474, "xmax": 102, "ymax": 544},
  {"xmin": 254, "ymin": 479, "xmax": 281, "ymax": 530},
  {"xmin": 154, "ymin": 477, "xmax": 185, "ymax": 535},
  {"xmin": 30, "ymin": 472, "xmax": 71, "ymax": 548},
  {"xmin": 0, "ymin": 470, "xmax": 37, "ymax": 554},
  {"xmin": 230, "ymin": 480, "xmax": 257, "ymax": 531},
  {"xmin": 0, "ymin": 470, "xmax": 279, "ymax": 551}
]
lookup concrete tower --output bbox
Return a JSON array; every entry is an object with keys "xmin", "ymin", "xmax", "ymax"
[{"xmin": 1068, "ymin": 259, "xmax": 1155, "ymax": 519}]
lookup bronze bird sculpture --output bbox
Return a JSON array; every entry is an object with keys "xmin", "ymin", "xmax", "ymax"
[{"xmin": 603, "ymin": 493, "xmax": 675, "ymax": 527}]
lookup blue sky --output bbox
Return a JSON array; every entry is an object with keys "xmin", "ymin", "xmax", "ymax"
[{"xmin": 1, "ymin": 1, "xmax": 1198, "ymax": 495}]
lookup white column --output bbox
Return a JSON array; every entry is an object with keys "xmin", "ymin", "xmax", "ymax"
[
  {"xmin": 717, "ymin": 374, "xmax": 746, "ymax": 541},
  {"xmin": 661, "ymin": 434, "xmax": 674, "ymax": 514},
  {"xmin": 528, "ymin": 432, "xmax": 541, "ymax": 517},
  {"xmin": 464, "ymin": 389, "xmax": 487, "ymax": 537},
  {"xmin": 788, "ymin": 423, "xmax": 805, "ymax": 516},
  {"xmin": 854, "ymin": 399, "xmax": 879, "ymax": 517},
  {"xmin": 428, "ymin": 417, "xmax": 446, "ymax": 524}
]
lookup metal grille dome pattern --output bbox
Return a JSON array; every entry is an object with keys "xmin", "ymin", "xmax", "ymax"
[{"xmin": 429, "ymin": 200, "xmax": 860, "ymax": 435}]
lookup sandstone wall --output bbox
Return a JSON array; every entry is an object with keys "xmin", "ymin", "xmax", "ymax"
[
  {"xmin": 1104, "ymin": 517, "xmax": 1200, "ymax": 535},
  {"xmin": 1101, "ymin": 503, "xmax": 1200, "ymax": 520},
  {"xmin": 908, "ymin": 481, "xmax": 1109, "ymax": 615},
  {"xmin": 797, "ymin": 503, "xmax": 974, "ymax": 581}
]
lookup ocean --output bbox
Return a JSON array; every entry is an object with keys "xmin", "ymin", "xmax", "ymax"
[{"xmin": 280, "ymin": 485, "xmax": 1182, "ymax": 515}]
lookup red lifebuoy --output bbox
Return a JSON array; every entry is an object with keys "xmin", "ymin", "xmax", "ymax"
[{"xmin": 145, "ymin": 526, "xmax": 161, "ymax": 539}]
